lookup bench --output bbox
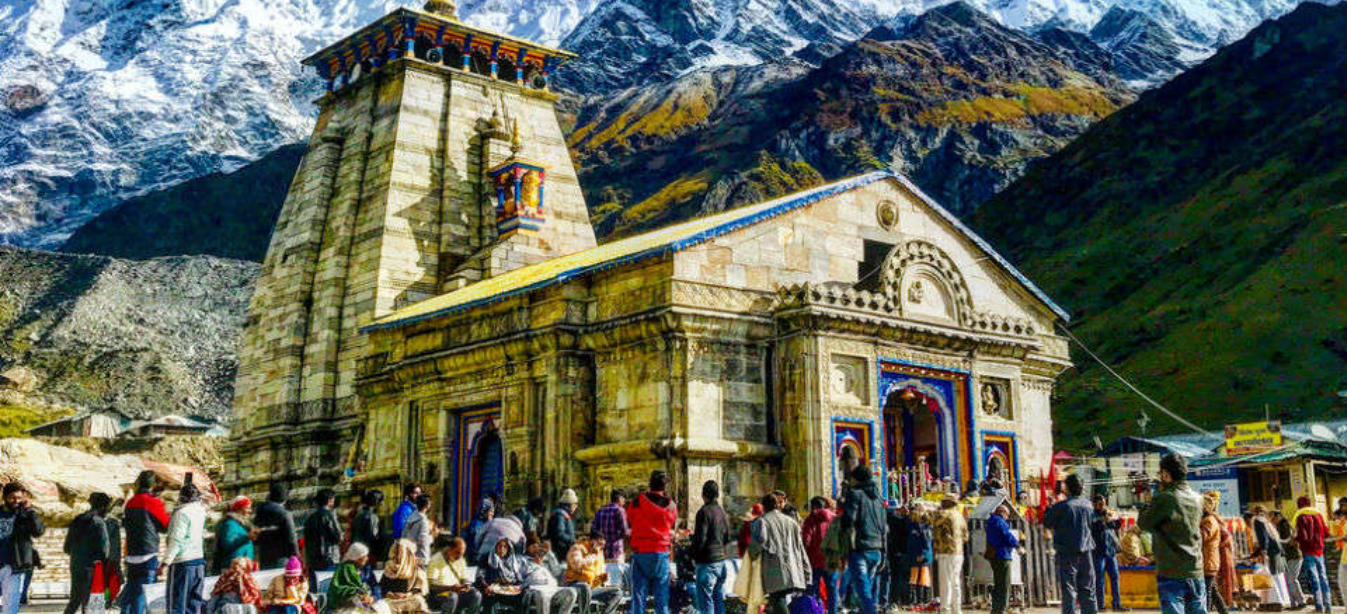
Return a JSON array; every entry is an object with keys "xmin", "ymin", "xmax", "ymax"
[{"xmin": 134, "ymin": 557, "xmax": 740, "ymax": 613}]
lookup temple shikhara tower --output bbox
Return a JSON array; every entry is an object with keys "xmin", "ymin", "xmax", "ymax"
[{"xmin": 226, "ymin": 0, "xmax": 1073, "ymax": 528}]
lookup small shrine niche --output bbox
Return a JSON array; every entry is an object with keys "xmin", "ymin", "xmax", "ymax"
[{"xmin": 489, "ymin": 160, "xmax": 547, "ymax": 238}]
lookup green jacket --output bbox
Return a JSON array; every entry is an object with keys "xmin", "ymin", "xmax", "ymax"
[
  {"xmin": 1137, "ymin": 481, "xmax": 1204, "ymax": 579},
  {"xmin": 213, "ymin": 514, "xmax": 255, "ymax": 573}
]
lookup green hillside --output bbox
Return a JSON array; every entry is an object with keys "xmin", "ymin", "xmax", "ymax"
[{"xmin": 970, "ymin": 2, "xmax": 1347, "ymax": 448}]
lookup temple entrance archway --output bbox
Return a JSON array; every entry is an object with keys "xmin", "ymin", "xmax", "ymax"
[
  {"xmin": 876, "ymin": 360, "xmax": 976, "ymax": 488},
  {"xmin": 883, "ymin": 386, "xmax": 944, "ymax": 483}
]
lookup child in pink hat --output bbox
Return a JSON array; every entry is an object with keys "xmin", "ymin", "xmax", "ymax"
[{"xmin": 261, "ymin": 556, "xmax": 316, "ymax": 614}]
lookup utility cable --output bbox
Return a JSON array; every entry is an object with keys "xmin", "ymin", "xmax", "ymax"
[{"xmin": 1055, "ymin": 321, "xmax": 1217, "ymax": 438}]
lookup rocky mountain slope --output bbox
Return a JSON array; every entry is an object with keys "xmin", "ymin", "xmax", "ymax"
[
  {"xmin": 1087, "ymin": 6, "xmax": 1200, "ymax": 83},
  {"xmin": 0, "ymin": 247, "xmax": 257, "ymax": 422},
  {"xmin": 571, "ymin": 2, "xmax": 1134, "ymax": 237},
  {"xmin": 62, "ymin": 2, "xmax": 1136, "ymax": 258},
  {"xmin": 555, "ymin": 0, "xmax": 877, "ymax": 93},
  {"xmin": 0, "ymin": 0, "xmax": 598, "ymax": 250},
  {"xmin": 970, "ymin": 1, "xmax": 1347, "ymax": 446},
  {"xmin": 555, "ymin": 0, "xmax": 1320, "ymax": 94},
  {"xmin": 62, "ymin": 145, "xmax": 305, "ymax": 261},
  {"xmin": 0, "ymin": 0, "xmax": 1332, "ymax": 250},
  {"xmin": 455, "ymin": 0, "xmax": 601, "ymax": 47}
]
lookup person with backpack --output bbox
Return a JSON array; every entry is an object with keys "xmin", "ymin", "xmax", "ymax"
[
  {"xmin": 64, "ymin": 492, "xmax": 111, "ymax": 614},
  {"xmin": 390, "ymin": 483, "xmax": 422, "ymax": 541},
  {"xmin": 910, "ymin": 494, "xmax": 968, "ymax": 614},
  {"xmin": 121, "ymin": 471, "xmax": 167, "ymax": 614},
  {"xmin": 1273, "ymin": 511, "xmax": 1305, "ymax": 608},
  {"xmin": 905, "ymin": 511, "xmax": 934, "ymax": 607},
  {"xmin": 841, "ymin": 465, "xmax": 887, "ymax": 614},
  {"xmin": 403, "ymin": 494, "xmax": 435, "ymax": 568}
]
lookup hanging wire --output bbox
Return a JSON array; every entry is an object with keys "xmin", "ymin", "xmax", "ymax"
[
  {"xmin": 1055, "ymin": 321, "xmax": 1216, "ymax": 438},
  {"xmin": 1076, "ymin": 442, "xmax": 1299, "ymax": 487}
]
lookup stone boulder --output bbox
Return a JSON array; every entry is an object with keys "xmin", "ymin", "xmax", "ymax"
[
  {"xmin": 0, "ymin": 366, "xmax": 38, "ymax": 392},
  {"xmin": 0, "ymin": 438, "xmax": 219, "ymax": 525}
]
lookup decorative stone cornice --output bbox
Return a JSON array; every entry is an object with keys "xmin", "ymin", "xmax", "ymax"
[
  {"xmin": 574, "ymin": 437, "xmax": 784, "ymax": 465},
  {"xmin": 774, "ymin": 282, "xmax": 1039, "ymax": 356},
  {"xmin": 969, "ymin": 311, "xmax": 1037, "ymax": 336}
]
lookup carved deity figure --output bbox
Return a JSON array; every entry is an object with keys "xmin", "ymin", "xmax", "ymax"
[
  {"xmin": 981, "ymin": 382, "xmax": 1001, "ymax": 416},
  {"xmin": 907, "ymin": 279, "xmax": 925, "ymax": 304},
  {"xmin": 520, "ymin": 170, "xmax": 541, "ymax": 216}
]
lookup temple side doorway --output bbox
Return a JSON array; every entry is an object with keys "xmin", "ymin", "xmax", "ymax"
[{"xmin": 450, "ymin": 406, "xmax": 504, "ymax": 532}]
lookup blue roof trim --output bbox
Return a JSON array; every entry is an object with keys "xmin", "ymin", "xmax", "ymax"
[
  {"xmin": 362, "ymin": 167, "xmax": 1069, "ymax": 332},
  {"xmin": 889, "ymin": 175, "xmax": 1071, "ymax": 322}
]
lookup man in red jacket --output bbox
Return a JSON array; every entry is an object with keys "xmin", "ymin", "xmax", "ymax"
[
  {"xmin": 628, "ymin": 470, "xmax": 677, "ymax": 614},
  {"xmin": 1294, "ymin": 496, "xmax": 1331, "ymax": 613},
  {"xmin": 120, "ymin": 471, "xmax": 170, "ymax": 614}
]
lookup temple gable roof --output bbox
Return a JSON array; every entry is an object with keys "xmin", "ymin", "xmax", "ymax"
[{"xmin": 363, "ymin": 169, "xmax": 1069, "ymax": 332}]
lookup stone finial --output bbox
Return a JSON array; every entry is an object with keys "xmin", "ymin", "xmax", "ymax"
[
  {"xmin": 423, "ymin": 0, "xmax": 458, "ymax": 20},
  {"xmin": 510, "ymin": 118, "xmax": 523, "ymax": 155}
]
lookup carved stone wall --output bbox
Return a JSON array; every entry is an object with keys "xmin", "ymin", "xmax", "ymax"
[
  {"xmin": 227, "ymin": 56, "xmax": 597, "ymax": 499},
  {"xmin": 328, "ymin": 173, "xmax": 1071, "ymax": 525},
  {"xmin": 688, "ymin": 339, "xmax": 768, "ymax": 443}
]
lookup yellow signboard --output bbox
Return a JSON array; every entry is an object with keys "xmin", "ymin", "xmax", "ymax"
[{"xmin": 1224, "ymin": 421, "xmax": 1283, "ymax": 456}]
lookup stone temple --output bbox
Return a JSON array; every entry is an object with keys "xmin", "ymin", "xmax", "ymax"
[{"xmin": 224, "ymin": 0, "xmax": 1073, "ymax": 528}]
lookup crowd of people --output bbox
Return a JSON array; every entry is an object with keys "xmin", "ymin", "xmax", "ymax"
[{"xmin": 6, "ymin": 453, "xmax": 1347, "ymax": 614}]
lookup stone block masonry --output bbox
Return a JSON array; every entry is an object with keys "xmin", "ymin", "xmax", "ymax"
[{"xmin": 227, "ymin": 52, "xmax": 596, "ymax": 501}]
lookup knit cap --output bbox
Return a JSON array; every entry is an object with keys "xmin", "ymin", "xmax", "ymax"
[{"xmin": 284, "ymin": 556, "xmax": 303, "ymax": 577}]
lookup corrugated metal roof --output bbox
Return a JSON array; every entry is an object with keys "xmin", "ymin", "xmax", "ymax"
[
  {"xmin": 1100, "ymin": 435, "xmax": 1218, "ymax": 459},
  {"xmin": 363, "ymin": 169, "xmax": 1071, "ymax": 332},
  {"xmin": 1190, "ymin": 439, "xmax": 1347, "ymax": 467}
]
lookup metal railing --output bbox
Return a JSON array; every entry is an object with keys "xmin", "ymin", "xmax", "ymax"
[{"xmin": 965, "ymin": 517, "xmax": 1060, "ymax": 608}]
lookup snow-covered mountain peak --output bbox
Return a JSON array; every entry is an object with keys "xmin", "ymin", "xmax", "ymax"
[
  {"xmin": 0, "ymin": 0, "xmax": 595, "ymax": 247},
  {"xmin": 0, "ymin": 0, "xmax": 1338, "ymax": 247}
]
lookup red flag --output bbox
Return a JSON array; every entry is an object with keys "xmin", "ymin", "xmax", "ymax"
[{"xmin": 1038, "ymin": 459, "xmax": 1059, "ymax": 517}]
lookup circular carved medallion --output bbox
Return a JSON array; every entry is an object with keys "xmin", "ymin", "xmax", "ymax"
[{"xmin": 877, "ymin": 200, "xmax": 899, "ymax": 229}]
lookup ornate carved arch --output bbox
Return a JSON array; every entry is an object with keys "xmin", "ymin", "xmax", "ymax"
[{"xmin": 880, "ymin": 240, "xmax": 974, "ymax": 326}]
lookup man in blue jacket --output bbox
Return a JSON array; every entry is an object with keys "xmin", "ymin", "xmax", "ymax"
[
  {"xmin": 986, "ymin": 503, "xmax": 1019, "ymax": 614},
  {"xmin": 1044, "ymin": 473, "xmax": 1098, "ymax": 614},
  {"xmin": 390, "ymin": 483, "xmax": 422, "ymax": 540}
]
